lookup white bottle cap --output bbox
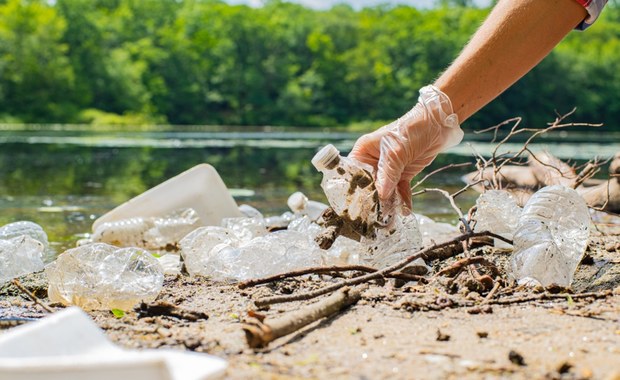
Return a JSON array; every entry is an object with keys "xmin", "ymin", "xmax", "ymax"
[
  {"xmin": 287, "ymin": 191, "xmax": 308, "ymax": 213},
  {"xmin": 311, "ymin": 144, "xmax": 340, "ymax": 171}
]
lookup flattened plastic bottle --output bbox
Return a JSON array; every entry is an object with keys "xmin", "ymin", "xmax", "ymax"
[
  {"xmin": 45, "ymin": 243, "xmax": 164, "ymax": 310},
  {"xmin": 511, "ymin": 185, "xmax": 590, "ymax": 287}
]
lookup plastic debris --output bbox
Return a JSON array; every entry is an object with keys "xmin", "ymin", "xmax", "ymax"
[
  {"xmin": 511, "ymin": 185, "xmax": 590, "ymax": 287},
  {"xmin": 312, "ymin": 144, "xmax": 382, "ymax": 237},
  {"xmin": 180, "ymin": 226, "xmax": 322, "ymax": 281},
  {"xmin": 287, "ymin": 216, "xmax": 323, "ymax": 240},
  {"xmin": 415, "ymin": 214, "xmax": 459, "ymax": 246},
  {"xmin": 264, "ymin": 211, "xmax": 296, "ymax": 230},
  {"xmin": 287, "ymin": 192, "xmax": 329, "ymax": 221},
  {"xmin": 46, "ymin": 243, "xmax": 164, "ymax": 310},
  {"xmin": 157, "ymin": 254, "xmax": 182, "ymax": 275},
  {"xmin": 238, "ymin": 204, "xmax": 263, "ymax": 219},
  {"xmin": 360, "ymin": 214, "xmax": 423, "ymax": 268},
  {"xmin": 323, "ymin": 236, "xmax": 363, "ymax": 266},
  {"xmin": 312, "ymin": 144, "xmax": 424, "ymax": 268},
  {"xmin": 474, "ymin": 190, "xmax": 522, "ymax": 248},
  {"xmin": 92, "ymin": 208, "xmax": 200, "ymax": 251},
  {"xmin": 0, "ymin": 221, "xmax": 49, "ymax": 251},
  {"xmin": 0, "ymin": 307, "xmax": 227, "ymax": 380},
  {"xmin": 0, "ymin": 236, "xmax": 45, "ymax": 284},
  {"xmin": 93, "ymin": 164, "xmax": 241, "ymax": 231},
  {"xmin": 221, "ymin": 216, "xmax": 268, "ymax": 240}
]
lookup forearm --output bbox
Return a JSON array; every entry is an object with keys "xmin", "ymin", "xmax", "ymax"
[{"xmin": 434, "ymin": 0, "xmax": 588, "ymax": 122}]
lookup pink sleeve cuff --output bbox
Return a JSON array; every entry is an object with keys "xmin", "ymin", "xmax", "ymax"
[{"xmin": 573, "ymin": 0, "xmax": 608, "ymax": 30}]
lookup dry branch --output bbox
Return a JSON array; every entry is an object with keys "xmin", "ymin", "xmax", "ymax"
[
  {"xmin": 254, "ymin": 231, "xmax": 511, "ymax": 308},
  {"xmin": 243, "ymin": 286, "xmax": 362, "ymax": 348},
  {"xmin": 238, "ymin": 265, "xmax": 428, "ymax": 289}
]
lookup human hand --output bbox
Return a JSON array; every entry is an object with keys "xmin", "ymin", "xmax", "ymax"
[{"xmin": 349, "ymin": 85, "xmax": 464, "ymax": 210}]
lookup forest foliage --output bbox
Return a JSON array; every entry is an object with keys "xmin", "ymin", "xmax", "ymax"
[{"xmin": 1, "ymin": 0, "xmax": 619, "ymax": 131}]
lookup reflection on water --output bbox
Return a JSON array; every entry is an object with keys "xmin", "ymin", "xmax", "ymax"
[{"xmin": 0, "ymin": 126, "xmax": 617, "ymax": 252}]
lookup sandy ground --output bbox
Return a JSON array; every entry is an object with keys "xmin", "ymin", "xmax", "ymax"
[{"xmin": 1, "ymin": 231, "xmax": 619, "ymax": 380}]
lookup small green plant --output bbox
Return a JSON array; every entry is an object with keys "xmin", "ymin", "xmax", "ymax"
[{"xmin": 111, "ymin": 309, "xmax": 125, "ymax": 318}]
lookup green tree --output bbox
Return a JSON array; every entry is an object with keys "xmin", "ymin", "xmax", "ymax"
[{"xmin": 0, "ymin": 0, "xmax": 75, "ymax": 122}]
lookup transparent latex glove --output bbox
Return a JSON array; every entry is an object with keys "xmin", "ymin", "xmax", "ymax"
[{"xmin": 349, "ymin": 85, "xmax": 463, "ymax": 210}]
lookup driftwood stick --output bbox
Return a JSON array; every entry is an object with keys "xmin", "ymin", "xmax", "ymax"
[
  {"xmin": 254, "ymin": 231, "xmax": 511, "ymax": 308},
  {"xmin": 11, "ymin": 279, "xmax": 53, "ymax": 313},
  {"xmin": 239, "ymin": 265, "xmax": 428, "ymax": 289},
  {"xmin": 243, "ymin": 286, "xmax": 362, "ymax": 348}
]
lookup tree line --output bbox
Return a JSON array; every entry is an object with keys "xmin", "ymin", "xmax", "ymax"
[{"xmin": 0, "ymin": 0, "xmax": 619, "ymax": 131}]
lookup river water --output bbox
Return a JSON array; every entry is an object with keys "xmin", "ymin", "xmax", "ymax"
[{"xmin": 0, "ymin": 125, "xmax": 617, "ymax": 252}]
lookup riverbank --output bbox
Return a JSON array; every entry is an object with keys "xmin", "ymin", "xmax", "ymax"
[{"xmin": 1, "ymin": 226, "xmax": 618, "ymax": 379}]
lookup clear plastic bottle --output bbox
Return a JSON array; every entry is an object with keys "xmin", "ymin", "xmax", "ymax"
[
  {"xmin": 511, "ymin": 185, "xmax": 590, "ymax": 287},
  {"xmin": 0, "ymin": 236, "xmax": 45, "ymax": 284},
  {"xmin": 91, "ymin": 208, "xmax": 200, "ymax": 250},
  {"xmin": 311, "ymin": 144, "xmax": 382, "ymax": 238},
  {"xmin": 474, "ymin": 190, "xmax": 522, "ymax": 248},
  {"xmin": 45, "ymin": 243, "xmax": 164, "ymax": 310}
]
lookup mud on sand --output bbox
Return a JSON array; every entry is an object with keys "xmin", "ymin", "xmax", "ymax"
[{"xmin": 1, "ymin": 231, "xmax": 619, "ymax": 379}]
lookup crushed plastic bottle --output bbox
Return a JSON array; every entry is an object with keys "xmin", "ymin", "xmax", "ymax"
[
  {"xmin": 511, "ymin": 185, "xmax": 590, "ymax": 287},
  {"xmin": 180, "ymin": 226, "xmax": 243, "ymax": 278},
  {"xmin": 157, "ymin": 253, "xmax": 182, "ymax": 275},
  {"xmin": 0, "ymin": 236, "xmax": 45, "ymax": 284},
  {"xmin": 221, "ymin": 216, "xmax": 268, "ymax": 240},
  {"xmin": 312, "ymin": 144, "xmax": 424, "ymax": 268},
  {"xmin": 360, "ymin": 213, "xmax": 423, "ymax": 268},
  {"xmin": 474, "ymin": 190, "xmax": 522, "ymax": 248},
  {"xmin": 287, "ymin": 215, "xmax": 323, "ymax": 240},
  {"xmin": 0, "ymin": 221, "xmax": 49, "ymax": 251},
  {"xmin": 45, "ymin": 243, "xmax": 164, "ymax": 310},
  {"xmin": 323, "ymin": 236, "xmax": 363, "ymax": 266},
  {"xmin": 91, "ymin": 208, "xmax": 200, "ymax": 251},
  {"xmin": 415, "ymin": 214, "xmax": 459, "ymax": 246},
  {"xmin": 312, "ymin": 144, "xmax": 382, "ymax": 237},
  {"xmin": 238, "ymin": 204, "xmax": 264, "ymax": 219},
  {"xmin": 180, "ymin": 227, "xmax": 322, "ymax": 280}
]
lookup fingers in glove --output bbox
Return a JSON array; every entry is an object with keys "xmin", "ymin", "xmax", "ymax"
[
  {"xmin": 396, "ymin": 180, "xmax": 413, "ymax": 213},
  {"xmin": 348, "ymin": 133, "xmax": 381, "ymax": 169},
  {"xmin": 376, "ymin": 131, "xmax": 408, "ymax": 201}
]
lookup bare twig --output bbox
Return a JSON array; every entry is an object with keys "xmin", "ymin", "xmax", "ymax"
[
  {"xmin": 410, "ymin": 163, "xmax": 471, "ymax": 192},
  {"xmin": 573, "ymin": 161, "xmax": 600, "ymax": 189},
  {"xmin": 481, "ymin": 281, "xmax": 501, "ymax": 305},
  {"xmin": 411, "ymin": 187, "xmax": 469, "ymax": 232},
  {"xmin": 11, "ymin": 279, "xmax": 53, "ymax": 313},
  {"xmin": 472, "ymin": 110, "xmax": 602, "ymax": 192},
  {"xmin": 238, "ymin": 265, "xmax": 428, "ymax": 289},
  {"xmin": 254, "ymin": 231, "xmax": 512, "ymax": 308},
  {"xmin": 243, "ymin": 286, "xmax": 362, "ymax": 348}
]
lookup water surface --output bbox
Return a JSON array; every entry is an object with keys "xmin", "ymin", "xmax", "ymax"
[{"xmin": 0, "ymin": 125, "xmax": 616, "ymax": 253}]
